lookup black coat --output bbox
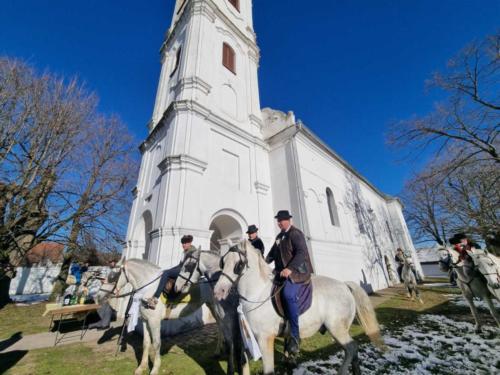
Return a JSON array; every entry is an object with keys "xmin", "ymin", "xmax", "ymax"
[
  {"xmin": 250, "ymin": 237, "xmax": 265, "ymax": 256},
  {"xmin": 265, "ymin": 226, "xmax": 313, "ymax": 283}
]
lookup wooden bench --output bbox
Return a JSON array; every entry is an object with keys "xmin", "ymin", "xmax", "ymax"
[{"xmin": 45, "ymin": 304, "xmax": 101, "ymax": 346}]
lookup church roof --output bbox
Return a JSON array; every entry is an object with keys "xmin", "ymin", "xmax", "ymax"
[{"xmin": 262, "ymin": 108, "xmax": 399, "ymax": 204}]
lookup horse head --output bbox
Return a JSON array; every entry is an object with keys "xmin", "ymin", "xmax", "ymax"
[
  {"xmin": 214, "ymin": 240, "xmax": 254, "ymax": 301},
  {"xmin": 174, "ymin": 249, "xmax": 203, "ymax": 294}
]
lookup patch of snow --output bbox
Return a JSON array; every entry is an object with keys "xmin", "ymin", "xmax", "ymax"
[
  {"xmin": 448, "ymin": 295, "xmax": 500, "ymax": 310},
  {"xmin": 294, "ymin": 314, "xmax": 500, "ymax": 375}
]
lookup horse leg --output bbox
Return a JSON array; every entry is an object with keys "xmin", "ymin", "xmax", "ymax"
[
  {"xmin": 135, "ymin": 321, "xmax": 151, "ymax": 375},
  {"xmin": 463, "ymin": 293, "xmax": 482, "ymax": 333},
  {"xmin": 327, "ymin": 324, "xmax": 358, "ymax": 375},
  {"xmin": 483, "ymin": 295, "xmax": 500, "ymax": 327},
  {"xmin": 258, "ymin": 335, "xmax": 275, "ymax": 375},
  {"xmin": 149, "ymin": 313, "xmax": 162, "ymax": 375}
]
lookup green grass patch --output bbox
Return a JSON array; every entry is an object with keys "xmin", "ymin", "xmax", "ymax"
[{"xmin": 0, "ymin": 302, "xmax": 52, "ymax": 340}]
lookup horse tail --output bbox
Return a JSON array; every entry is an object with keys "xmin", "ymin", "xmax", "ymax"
[{"xmin": 345, "ymin": 281, "xmax": 386, "ymax": 351}]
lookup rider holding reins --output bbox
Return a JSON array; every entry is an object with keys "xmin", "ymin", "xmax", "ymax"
[{"xmin": 145, "ymin": 235, "xmax": 197, "ymax": 309}]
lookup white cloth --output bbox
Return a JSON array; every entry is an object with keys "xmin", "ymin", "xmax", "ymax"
[
  {"xmin": 127, "ymin": 292, "xmax": 144, "ymax": 333},
  {"xmin": 237, "ymin": 304, "xmax": 262, "ymax": 361}
]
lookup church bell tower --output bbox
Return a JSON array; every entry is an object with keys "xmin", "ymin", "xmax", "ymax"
[{"xmin": 125, "ymin": 0, "xmax": 275, "ymax": 267}]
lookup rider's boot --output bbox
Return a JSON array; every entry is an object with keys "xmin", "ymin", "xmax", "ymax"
[
  {"xmin": 144, "ymin": 296, "xmax": 158, "ymax": 309},
  {"xmin": 286, "ymin": 336, "xmax": 301, "ymax": 356}
]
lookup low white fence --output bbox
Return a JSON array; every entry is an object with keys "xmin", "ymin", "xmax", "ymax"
[{"xmin": 9, "ymin": 266, "xmax": 61, "ymax": 295}]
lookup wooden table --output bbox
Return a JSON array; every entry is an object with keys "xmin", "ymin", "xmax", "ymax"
[{"xmin": 46, "ymin": 304, "xmax": 100, "ymax": 346}]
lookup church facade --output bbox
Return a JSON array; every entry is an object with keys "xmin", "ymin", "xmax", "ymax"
[{"xmin": 124, "ymin": 0, "xmax": 422, "ymax": 292}]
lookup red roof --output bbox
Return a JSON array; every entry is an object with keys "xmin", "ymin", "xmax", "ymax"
[{"xmin": 25, "ymin": 242, "xmax": 64, "ymax": 266}]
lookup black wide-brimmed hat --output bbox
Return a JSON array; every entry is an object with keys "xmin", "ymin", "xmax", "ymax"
[
  {"xmin": 246, "ymin": 225, "xmax": 259, "ymax": 234},
  {"xmin": 449, "ymin": 236, "xmax": 460, "ymax": 245},
  {"xmin": 453, "ymin": 233, "xmax": 468, "ymax": 241},
  {"xmin": 181, "ymin": 235, "xmax": 193, "ymax": 244},
  {"xmin": 274, "ymin": 210, "xmax": 292, "ymax": 220}
]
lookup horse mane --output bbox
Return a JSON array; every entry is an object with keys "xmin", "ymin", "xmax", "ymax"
[{"xmin": 241, "ymin": 239, "xmax": 272, "ymax": 280}]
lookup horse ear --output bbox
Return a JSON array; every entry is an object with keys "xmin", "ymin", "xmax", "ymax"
[{"xmin": 116, "ymin": 256, "xmax": 126, "ymax": 267}]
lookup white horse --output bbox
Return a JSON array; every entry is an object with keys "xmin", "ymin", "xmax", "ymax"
[
  {"xmin": 96, "ymin": 258, "xmax": 220, "ymax": 375},
  {"xmin": 213, "ymin": 240, "xmax": 384, "ymax": 375},
  {"xmin": 439, "ymin": 247, "xmax": 500, "ymax": 332},
  {"xmin": 401, "ymin": 256, "xmax": 423, "ymax": 303},
  {"xmin": 174, "ymin": 249, "xmax": 250, "ymax": 375}
]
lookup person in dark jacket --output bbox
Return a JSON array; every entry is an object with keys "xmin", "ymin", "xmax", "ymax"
[
  {"xmin": 145, "ymin": 235, "xmax": 196, "ymax": 309},
  {"xmin": 265, "ymin": 210, "xmax": 314, "ymax": 355},
  {"xmin": 246, "ymin": 225, "xmax": 265, "ymax": 256}
]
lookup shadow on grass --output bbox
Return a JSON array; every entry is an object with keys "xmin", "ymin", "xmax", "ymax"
[
  {"xmin": 0, "ymin": 350, "xmax": 28, "ymax": 373},
  {"xmin": 0, "ymin": 331, "xmax": 22, "ymax": 352}
]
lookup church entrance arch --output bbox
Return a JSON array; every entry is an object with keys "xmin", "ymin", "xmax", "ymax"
[
  {"xmin": 209, "ymin": 209, "xmax": 247, "ymax": 252},
  {"xmin": 133, "ymin": 210, "xmax": 153, "ymax": 260}
]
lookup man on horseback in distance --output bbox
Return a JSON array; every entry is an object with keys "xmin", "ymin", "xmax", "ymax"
[
  {"xmin": 246, "ymin": 224, "xmax": 265, "ymax": 256},
  {"xmin": 265, "ymin": 210, "xmax": 314, "ymax": 356},
  {"xmin": 144, "ymin": 235, "xmax": 196, "ymax": 309},
  {"xmin": 395, "ymin": 248, "xmax": 422, "ymax": 283}
]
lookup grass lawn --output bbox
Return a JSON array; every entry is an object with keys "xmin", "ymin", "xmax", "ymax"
[
  {"xmin": 0, "ymin": 302, "xmax": 52, "ymax": 340},
  {"xmin": 3, "ymin": 283, "xmax": 491, "ymax": 375}
]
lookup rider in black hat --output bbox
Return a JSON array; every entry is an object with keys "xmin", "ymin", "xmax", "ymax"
[
  {"xmin": 266, "ymin": 210, "xmax": 314, "ymax": 356},
  {"xmin": 145, "ymin": 235, "xmax": 196, "ymax": 309},
  {"xmin": 246, "ymin": 225, "xmax": 265, "ymax": 256}
]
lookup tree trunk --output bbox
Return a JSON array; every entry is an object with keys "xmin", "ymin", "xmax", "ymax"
[
  {"xmin": 50, "ymin": 255, "xmax": 72, "ymax": 300},
  {"xmin": 0, "ymin": 275, "xmax": 13, "ymax": 309}
]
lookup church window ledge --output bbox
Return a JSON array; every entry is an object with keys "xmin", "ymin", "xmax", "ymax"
[{"xmin": 254, "ymin": 181, "xmax": 270, "ymax": 195}]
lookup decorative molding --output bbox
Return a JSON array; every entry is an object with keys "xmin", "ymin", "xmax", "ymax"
[
  {"xmin": 158, "ymin": 154, "xmax": 208, "ymax": 175},
  {"xmin": 254, "ymin": 181, "xmax": 270, "ymax": 195},
  {"xmin": 150, "ymin": 226, "xmax": 212, "ymax": 240},
  {"xmin": 172, "ymin": 76, "xmax": 212, "ymax": 96},
  {"xmin": 249, "ymin": 114, "xmax": 263, "ymax": 129}
]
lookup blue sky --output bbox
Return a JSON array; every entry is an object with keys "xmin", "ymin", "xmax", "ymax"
[{"xmin": 1, "ymin": 0, "xmax": 498, "ymax": 195}]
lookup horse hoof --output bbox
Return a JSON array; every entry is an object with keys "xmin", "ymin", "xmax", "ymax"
[{"xmin": 134, "ymin": 368, "xmax": 143, "ymax": 375}]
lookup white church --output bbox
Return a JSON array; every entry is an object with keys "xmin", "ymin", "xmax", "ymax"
[{"xmin": 124, "ymin": 0, "xmax": 422, "ymax": 292}]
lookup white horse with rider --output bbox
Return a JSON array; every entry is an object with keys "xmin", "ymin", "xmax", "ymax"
[
  {"xmin": 208, "ymin": 240, "xmax": 385, "ymax": 375},
  {"xmin": 439, "ymin": 233, "xmax": 500, "ymax": 332}
]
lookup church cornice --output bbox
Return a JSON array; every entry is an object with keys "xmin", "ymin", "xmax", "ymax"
[
  {"xmin": 161, "ymin": 0, "xmax": 259, "ymax": 59},
  {"xmin": 172, "ymin": 76, "xmax": 212, "ymax": 96},
  {"xmin": 158, "ymin": 154, "xmax": 208, "ymax": 175}
]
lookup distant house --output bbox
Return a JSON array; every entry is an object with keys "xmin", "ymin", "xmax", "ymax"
[
  {"xmin": 416, "ymin": 245, "xmax": 447, "ymax": 278},
  {"xmin": 25, "ymin": 242, "xmax": 64, "ymax": 267}
]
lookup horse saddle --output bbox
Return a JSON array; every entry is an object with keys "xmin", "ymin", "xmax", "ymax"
[
  {"xmin": 271, "ymin": 280, "xmax": 313, "ymax": 318},
  {"xmin": 160, "ymin": 277, "xmax": 191, "ymax": 305}
]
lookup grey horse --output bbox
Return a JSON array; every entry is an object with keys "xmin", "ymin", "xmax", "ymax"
[
  {"xmin": 401, "ymin": 256, "xmax": 423, "ymax": 303},
  {"xmin": 440, "ymin": 247, "xmax": 500, "ymax": 332}
]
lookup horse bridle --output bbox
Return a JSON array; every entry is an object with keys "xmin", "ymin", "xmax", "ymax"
[
  {"xmin": 99, "ymin": 263, "xmax": 161, "ymax": 299},
  {"xmin": 218, "ymin": 245, "xmax": 248, "ymax": 285}
]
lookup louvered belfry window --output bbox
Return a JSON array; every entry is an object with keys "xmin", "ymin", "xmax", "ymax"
[
  {"xmin": 229, "ymin": 0, "xmax": 240, "ymax": 11},
  {"xmin": 222, "ymin": 43, "xmax": 236, "ymax": 74}
]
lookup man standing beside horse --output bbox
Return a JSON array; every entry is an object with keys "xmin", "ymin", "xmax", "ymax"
[{"xmin": 265, "ymin": 210, "xmax": 314, "ymax": 355}]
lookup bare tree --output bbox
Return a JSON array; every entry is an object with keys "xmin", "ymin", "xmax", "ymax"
[
  {"xmin": 388, "ymin": 32, "xmax": 499, "ymax": 174},
  {"xmin": 51, "ymin": 115, "xmax": 138, "ymax": 297},
  {"xmin": 0, "ymin": 58, "xmax": 94, "ymax": 306},
  {"xmin": 0, "ymin": 57, "xmax": 139, "ymax": 306},
  {"xmin": 401, "ymin": 169, "xmax": 452, "ymax": 245}
]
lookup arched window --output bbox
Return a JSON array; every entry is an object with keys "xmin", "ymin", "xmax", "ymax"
[
  {"xmin": 170, "ymin": 47, "xmax": 182, "ymax": 77},
  {"xmin": 326, "ymin": 187, "xmax": 340, "ymax": 226},
  {"xmin": 222, "ymin": 43, "xmax": 236, "ymax": 74},
  {"xmin": 228, "ymin": 0, "xmax": 240, "ymax": 12},
  {"xmin": 355, "ymin": 203, "xmax": 366, "ymax": 234}
]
